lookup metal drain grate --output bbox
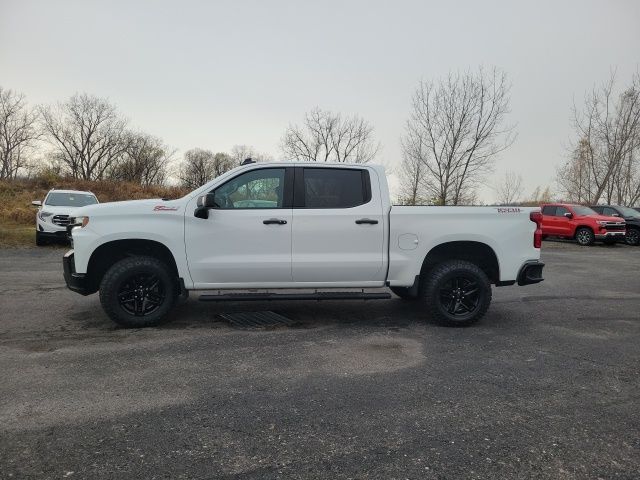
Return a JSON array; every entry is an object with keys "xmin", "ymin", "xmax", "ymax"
[{"xmin": 218, "ymin": 311, "xmax": 295, "ymax": 329}]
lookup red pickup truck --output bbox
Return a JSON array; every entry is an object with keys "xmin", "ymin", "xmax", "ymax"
[{"xmin": 540, "ymin": 203, "xmax": 626, "ymax": 246}]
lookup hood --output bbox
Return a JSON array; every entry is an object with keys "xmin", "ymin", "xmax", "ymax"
[
  {"xmin": 72, "ymin": 198, "xmax": 185, "ymax": 217},
  {"xmin": 584, "ymin": 213, "xmax": 625, "ymax": 223}
]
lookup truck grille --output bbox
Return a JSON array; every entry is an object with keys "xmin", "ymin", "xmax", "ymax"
[
  {"xmin": 604, "ymin": 222, "xmax": 625, "ymax": 232},
  {"xmin": 52, "ymin": 215, "xmax": 71, "ymax": 227}
]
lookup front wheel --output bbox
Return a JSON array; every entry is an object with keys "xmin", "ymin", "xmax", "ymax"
[
  {"xmin": 575, "ymin": 227, "xmax": 595, "ymax": 246},
  {"xmin": 99, "ymin": 256, "xmax": 177, "ymax": 328},
  {"xmin": 35, "ymin": 231, "xmax": 47, "ymax": 246},
  {"xmin": 420, "ymin": 260, "xmax": 492, "ymax": 327},
  {"xmin": 625, "ymin": 228, "xmax": 640, "ymax": 246}
]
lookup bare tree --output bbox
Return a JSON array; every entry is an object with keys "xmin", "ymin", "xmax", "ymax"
[
  {"xmin": 109, "ymin": 133, "xmax": 173, "ymax": 186},
  {"xmin": 401, "ymin": 67, "xmax": 515, "ymax": 205},
  {"xmin": 494, "ymin": 170, "xmax": 524, "ymax": 204},
  {"xmin": 613, "ymin": 147, "xmax": 640, "ymax": 206},
  {"xmin": 281, "ymin": 108, "xmax": 380, "ymax": 163},
  {"xmin": 557, "ymin": 138, "xmax": 597, "ymax": 203},
  {"xmin": 230, "ymin": 144, "xmax": 272, "ymax": 164},
  {"xmin": 0, "ymin": 87, "xmax": 40, "ymax": 179},
  {"xmin": 569, "ymin": 71, "xmax": 640, "ymax": 204},
  {"xmin": 178, "ymin": 148, "xmax": 233, "ymax": 189},
  {"xmin": 397, "ymin": 152, "xmax": 430, "ymax": 205},
  {"xmin": 40, "ymin": 93, "xmax": 130, "ymax": 180}
]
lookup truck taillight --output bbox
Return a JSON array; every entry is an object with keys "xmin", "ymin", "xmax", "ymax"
[{"xmin": 530, "ymin": 211, "xmax": 542, "ymax": 248}]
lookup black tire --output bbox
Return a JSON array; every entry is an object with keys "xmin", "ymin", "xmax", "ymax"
[
  {"xmin": 390, "ymin": 286, "xmax": 417, "ymax": 300},
  {"xmin": 575, "ymin": 227, "xmax": 595, "ymax": 246},
  {"xmin": 99, "ymin": 256, "xmax": 177, "ymax": 328},
  {"xmin": 35, "ymin": 231, "xmax": 46, "ymax": 246},
  {"xmin": 625, "ymin": 228, "xmax": 640, "ymax": 246},
  {"xmin": 420, "ymin": 260, "xmax": 491, "ymax": 327}
]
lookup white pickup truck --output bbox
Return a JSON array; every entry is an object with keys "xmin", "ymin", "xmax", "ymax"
[{"xmin": 63, "ymin": 162, "xmax": 544, "ymax": 328}]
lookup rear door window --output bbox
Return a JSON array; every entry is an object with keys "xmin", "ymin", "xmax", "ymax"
[
  {"xmin": 301, "ymin": 168, "xmax": 370, "ymax": 208},
  {"xmin": 542, "ymin": 206, "xmax": 556, "ymax": 216}
]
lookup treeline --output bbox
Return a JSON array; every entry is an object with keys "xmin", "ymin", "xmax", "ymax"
[{"xmin": 2, "ymin": 68, "xmax": 639, "ymax": 205}]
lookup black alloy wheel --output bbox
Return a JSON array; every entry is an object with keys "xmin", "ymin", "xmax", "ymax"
[
  {"xmin": 438, "ymin": 275, "xmax": 481, "ymax": 317},
  {"xmin": 117, "ymin": 273, "xmax": 166, "ymax": 316},
  {"xmin": 626, "ymin": 228, "xmax": 640, "ymax": 246},
  {"xmin": 421, "ymin": 260, "xmax": 492, "ymax": 327},
  {"xmin": 100, "ymin": 256, "xmax": 176, "ymax": 328}
]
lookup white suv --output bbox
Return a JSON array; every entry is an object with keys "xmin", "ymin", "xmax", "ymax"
[{"xmin": 32, "ymin": 189, "xmax": 98, "ymax": 246}]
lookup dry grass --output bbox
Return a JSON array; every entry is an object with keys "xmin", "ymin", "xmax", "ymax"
[{"xmin": 0, "ymin": 223, "xmax": 36, "ymax": 247}]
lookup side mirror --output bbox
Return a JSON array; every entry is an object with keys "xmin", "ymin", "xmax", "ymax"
[
  {"xmin": 197, "ymin": 193, "xmax": 217, "ymax": 208},
  {"xmin": 563, "ymin": 212, "xmax": 573, "ymax": 219},
  {"xmin": 32, "ymin": 200, "xmax": 42, "ymax": 207},
  {"xmin": 194, "ymin": 193, "xmax": 217, "ymax": 219},
  {"xmin": 612, "ymin": 213, "xmax": 620, "ymax": 217}
]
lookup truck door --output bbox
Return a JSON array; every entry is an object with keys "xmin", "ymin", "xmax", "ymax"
[
  {"xmin": 291, "ymin": 167, "xmax": 385, "ymax": 284},
  {"xmin": 541, "ymin": 206, "xmax": 557, "ymax": 235},
  {"xmin": 184, "ymin": 167, "xmax": 293, "ymax": 287},
  {"xmin": 554, "ymin": 206, "xmax": 573, "ymax": 236}
]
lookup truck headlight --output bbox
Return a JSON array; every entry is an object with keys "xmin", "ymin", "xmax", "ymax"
[
  {"xmin": 73, "ymin": 216, "xmax": 90, "ymax": 228},
  {"xmin": 38, "ymin": 211, "xmax": 53, "ymax": 221},
  {"xmin": 596, "ymin": 221, "xmax": 609, "ymax": 225}
]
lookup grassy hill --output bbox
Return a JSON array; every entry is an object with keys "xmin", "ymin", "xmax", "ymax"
[{"xmin": 0, "ymin": 176, "xmax": 189, "ymax": 247}]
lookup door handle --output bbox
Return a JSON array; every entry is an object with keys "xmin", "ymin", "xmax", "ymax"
[
  {"xmin": 263, "ymin": 218, "xmax": 287, "ymax": 225},
  {"xmin": 355, "ymin": 218, "xmax": 378, "ymax": 225}
]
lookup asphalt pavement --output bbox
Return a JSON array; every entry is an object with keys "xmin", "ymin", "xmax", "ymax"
[{"xmin": 0, "ymin": 241, "xmax": 639, "ymax": 479}]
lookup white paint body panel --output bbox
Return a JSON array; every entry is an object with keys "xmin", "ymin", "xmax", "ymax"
[
  {"xmin": 387, "ymin": 206, "xmax": 540, "ymax": 286},
  {"xmin": 70, "ymin": 162, "xmax": 541, "ymax": 291},
  {"xmin": 291, "ymin": 167, "xmax": 386, "ymax": 284}
]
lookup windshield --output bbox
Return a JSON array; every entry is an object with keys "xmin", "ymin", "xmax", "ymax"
[
  {"xmin": 572, "ymin": 205, "xmax": 597, "ymax": 216},
  {"xmin": 614, "ymin": 206, "xmax": 640, "ymax": 218},
  {"xmin": 45, "ymin": 192, "xmax": 98, "ymax": 207}
]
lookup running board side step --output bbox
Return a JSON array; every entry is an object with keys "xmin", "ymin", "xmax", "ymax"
[{"xmin": 199, "ymin": 292, "xmax": 392, "ymax": 302}]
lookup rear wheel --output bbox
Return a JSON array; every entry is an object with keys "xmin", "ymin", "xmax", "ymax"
[
  {"xmin": 390, "ymin": 286, "xmax": 417, "ymax": 300},
  {"xmin": 625, "ymin": 228, "xmax": 640, "ymax": 246},
  {"xmin": 420, "ymin": 260, "xmax": 491, "ymax": 327},
  {"xmin": 575, "ymin": 227, "xmax": 595, "ymax": 246},
  {"xmin": 99, "ymin": 256, "xmax": 177, "ymax": 328}
]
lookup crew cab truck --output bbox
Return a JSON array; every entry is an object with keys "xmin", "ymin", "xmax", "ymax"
[
  {"xmin": 540, "ymin": 203, "xmax": 626, "ymax": 246},
  {"xmin": 63, "ymin": 162, "xmax": 544, "ymax": 328},
  {"xmin": 589, "ymin": 205, "xmax": 640, "ymax": 246}
]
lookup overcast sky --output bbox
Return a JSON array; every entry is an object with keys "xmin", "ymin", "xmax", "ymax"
[{"xmin": 1, "ymin": 0, "xmax": 639, "ymax": 201}]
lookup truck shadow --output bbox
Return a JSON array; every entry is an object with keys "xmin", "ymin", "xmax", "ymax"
[{"xmin": 62, "ymin": 293, "xmax": 517, "ymax": 333}]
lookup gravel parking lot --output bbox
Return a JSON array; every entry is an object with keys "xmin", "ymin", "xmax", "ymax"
[{"xmin": 1, "ymin": 241, "xmax": 639, "ymax": 479}]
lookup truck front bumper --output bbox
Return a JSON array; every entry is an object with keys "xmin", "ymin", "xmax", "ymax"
[
  {"xmin": 63, "ymin": 250, "xmax": 92, "ymax": 295},
  {"xmin": 594, "ymin": 231, "xmax": 625, "ymax": 240},
  {"xmin": 517, "ymin": 261, "xmax": 544, "ymax": 286}
]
